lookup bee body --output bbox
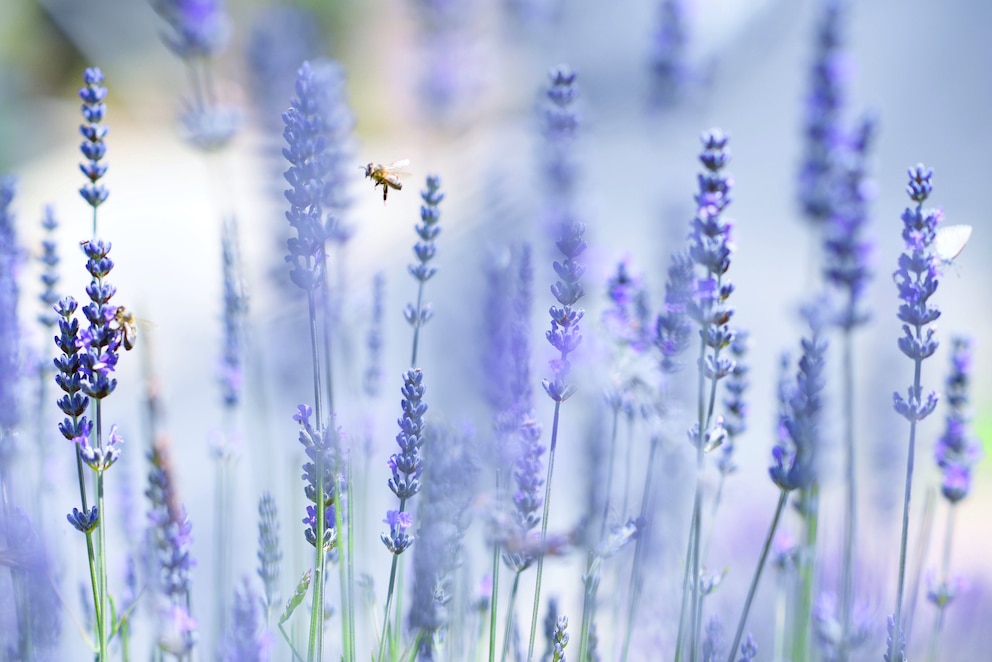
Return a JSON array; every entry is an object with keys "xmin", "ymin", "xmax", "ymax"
[
  {"xmin": 112, "ymin": 306, "xmax": 138, "ymax": 351},
  {"xmin": 362, "ymin": 159, "xmax": 409, "ymax": 203}
]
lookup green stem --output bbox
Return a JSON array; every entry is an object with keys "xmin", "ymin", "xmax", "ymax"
[
  {"xmin": 305, "ymin": 289, "xmax": 325, "ymax": 662},
  {"xmin": 489, "ymin": 471, "xmax": 502, "ymax": 662},
  {"xmin": 378, "ymin": 551, "xmax": 402, "ymax": 662},
  {"xmin": 600, "ymin": 405, "xmax": 621, "ymax": 540},
  {"xmin": 526, "ymin": 400, "xmax": 562, "ymax": 662},
  {"xmin": 892, "ymin": 355, "xmax": 923, "ymax": 654},
  {"xmin": 500, "ymin": 570, "xmax": 523, "ymax": 662},
  {"xmin": 410, "ymin": 280, "xmax": 426, "ymax": 370},
  {"xmin": 904, "ymin": 487, "xmax": 936, "ymax": 643},
  {"xmin": 577, "ymin": 553, "xmax": 600, "ymax": 662},
  {"xmin": 345, "ymin": 455, "xmax": 356, "ymax": 662},
  {"xmin": 619, "ymin": 436, "xmax": 659, "ymax": 662},
  {"xmin": 95, "ymin": 403, "xmax": 109, "ymax": 662},
  {"xmin": 773, "ymin": 574, "xmax": 786, "ymax": 662},
  {"xmin": 726, "ymin": 489, "xmax": 788, "ymax": 662},
  {"xmin": 792, "ymin": 482, "xmax": 819, "ymax": 662},
  {"xmin": 926, "ymin": 503, "xmax": 956, "ymax": 662},
  {"xmin": 673, "ymin": 503, "xmax": 699, "ymax": 662},
  {"xmin": 838, "ymin": 330, "xmax": 857, "ymax": 661}
]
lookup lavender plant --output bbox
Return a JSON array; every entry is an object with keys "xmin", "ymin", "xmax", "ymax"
[
  {"xmin": 677, "ymin": 129, "xmax": 737, "ymax": 662},
  {"xmin": 887, "ymin": 164, "xmax": 943, "ymax": 662},
  {"xmin": 726, "ymin": 312, "xmax": 826, "ymax": 661},
  {"xmin": 405, "ymin": 175, "xmax": 444, "ymax": 370},
  {"xmin": 378, "ymin": 369, "xmax": 428, "ymax": 661},
  {"xmin": 926, "ymin": 336, "xmax": 981, "ymax": 661}
]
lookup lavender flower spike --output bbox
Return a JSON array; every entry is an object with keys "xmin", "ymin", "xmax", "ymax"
[
  {"xmin": 79, "ymin": 68, "xmax": 109, "ymax": 214},
  {"xmin": 551, "ymin": 615, "xmax": 570, "ymax": 662},
  {"xmin": 0, "ymin": 175, "xmax": 21, "ymax": 432},
  {"xmin": 405, "ymin": 176, "xmax": 444, "ymax": 368},
  {"xmin": 38, "ymin": 206, "xmax": 61, "ymax": 330},
  {"xmin": 769, "ymin": 318, "xmax": 827, "ymax": 492},
  {"xmin": 146, "ymin": 440, "xmax": 197, "ymax": 656},
  {"xmin": 934, "ymin": 337, "xmax": 981, "ymax": 503},
  {"xmin": 888, "ymin": 164, "xmax": 943, "ymax": 662},
  {"xmin": 542, "ymin": 216, "xmax": 586, "ymax": 408},
  {"xmin": 150, "ymin": 0, "xmax": 231, "ymax": 59}
]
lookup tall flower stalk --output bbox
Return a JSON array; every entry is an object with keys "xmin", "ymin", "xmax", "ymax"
[
  {"xmin": 523, "ymin": 64, "xmax": 584, "ymax": 662},
  {"xmin": 887, "ymin": 164, "xmax": 943, "ymax": 662},
  {"xmin": 926, "ymin": 336, "xmax": 980, "ymax": 661},
  {"xmin": 55, "ymin": 67, "xmax": 128, "ymax": 662},
  {"xmin": 727, "ymin": 314, "xmax": 826, "ymax": 661},
  {"xmin": 675, "ymin": 129, "xmax": 737, "ymax": 662},
  {"xmin": 405, "ymin": 175, "xmax": 444, "ymax": 370},
  {"xmin": 525, "ymin": 206, "xmax": 585, "ymax": 658},
  {"xmin": 282, "ymin": 61, "xmax": 341, "ymax": 661},
  {"xmin": 823, "ymin": 115, "xmax": 874, "ymax": 659},
  {"xmin": 378, "ymin": 369, "xmax": 428, "ymax": 661}
]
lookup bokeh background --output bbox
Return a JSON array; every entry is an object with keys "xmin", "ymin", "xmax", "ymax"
[{"xmin": 1, "ymin": 0, "xmax": 990, "ymax": 659}]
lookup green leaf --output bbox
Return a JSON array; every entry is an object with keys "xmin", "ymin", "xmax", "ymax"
[{"xmin": 279, "ymin": 569, "xmax": 312, "ymax": 626}]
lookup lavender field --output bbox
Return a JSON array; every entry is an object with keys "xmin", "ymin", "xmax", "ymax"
[{"xmin": 0, "ymin": 1, "xmax": 990, "ymax": 660}]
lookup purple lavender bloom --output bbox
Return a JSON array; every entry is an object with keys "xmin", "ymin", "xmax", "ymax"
[
  {"xmin": 542, "ymin": 67, "xmax": 580, "ymax": 213},
  {"xmin": 813, "ymin": 592, "xmax": 872, "ymax": 660},
  {"xmin": 294, "ymin": 405, "xmax": 339, "ymax": 549},
  {"xmin": 769, "ymin": 316, "xmax": 827, "ymax": 492},
  {"xmin": 363, "ymin": 272, "xmax": 386, "ymax": 398},
  {"xmin": 75, "ymin": 423, "xmax": 124, "ymax": 472},
  {"xmin": 551, "ymin": 615, "xmax": 569, "ymax": 662},
  {"xmin": 649, "ymin": 0, "xmax": 690, "ymax": 108},
  {"xmin": 798, "ymin": 0, "xmax": 848, "ymax": 225},
  {"xmin": 256, "ymin": 491, "xmax": 281, "ymax": 614},
  {"xmin": 282, "ymin": 61, "xmax": 348, "ymax": 292},
  {"xmin": 934, "ymin": 337, "xmax": 981, "ymax": 503},
  {"xmin": 78, "ymin": 68, "xmax": 109, "ymax": 210},
  {"xmin": 687, "ymin": 130, "xmax": 736, "ymax": 378},
  {"xmin": 1, "ymin": 508, "xmax": 63, "ymax": 657},
  {"xmin": 386, "ymin": 370, "xmax": 428, "ymax": 503},
  {"xmin": 53, "ymin": 297, "xmax": 91, "ymax": 443},
  {"xmin": 77, "ymin": 240, "xmax": 123, "ymax": 400},
  {"xmin": 407, "ymin": 425, "xmax": 479, "ymax": 656},
  {"xmin": 0, "ymin": 175, "xmax": 21, "ymax": 431},
  {"xmin": 150, "ymin": 0, "xmax": 231, "ymax": 59},
  {"xmin": 656, "ymin": 249, "xmax": 695, "ymax": 373},
  {"xmin": 218, "ymin": 578, "xmax": 270, "ymax": 662},
  {"xmin": 67, "ymin": 505, "xmax": 100, "ymax": 533},
  {"xmin": 824, "ymin": 116, "xmax": 875, "ymax": 329},
  {"xmin": 381, "ymin": 509, "xmax": 414, "ymax": 555},
  {"xmin": 37, "ymin": 206, "xmax": 61, "ymax": 330},
  {"xmin": 736, "ymin": 634, "xmax": 757, "ymax": 662},
  {"xmin": 892, "ymin": 164, "xmax": 941, "ymax": 423},
  {"xmin": 145, "ymin": 441, "xmax": 197, "ymax": 654},
  {"xmin": 543, "ymin": 210, "xmax": 586, "ymax": 406},
  {"xmin": 219, "ymin": 217, "xmax": 246, "ymax": 408},
  {"xmin": 702, "ymin": 616, "xmax": 726, "ymax": 662},
  {"xmin": 717, "ymin": 331, "xmax": 749, "ymax": 475},
  {"xmin": 603, "ymin": 258, "xmax": 651, "ymax": 352},
  {"xmin": 411, "ymin": 1, "xmax": 477, "ymax": 122},
  {"xmin": 405, "ymin": 176, "xmax": 444, "ymax": 352},
  {"xmin": 504, "ymin": 417, "xmax": 546, "ymax": 571}
]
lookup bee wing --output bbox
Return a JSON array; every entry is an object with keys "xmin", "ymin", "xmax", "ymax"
[{"xmin": 386, "ymin": 159, "xmax": 411, "ymax": 179}]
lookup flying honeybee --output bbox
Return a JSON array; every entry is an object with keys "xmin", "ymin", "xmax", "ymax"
[
  {"xmin": 112, "ymin": 306, "xmax": 138, "ymax": 351},
  {"xmin": 362, "ymin": 159, "xmax": 409, "ymax": 203}
]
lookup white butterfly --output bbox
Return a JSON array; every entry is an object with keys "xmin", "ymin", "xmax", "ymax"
[{"xmin": 934, "ymin": 224, "xmax": 973, "ymax": 264}]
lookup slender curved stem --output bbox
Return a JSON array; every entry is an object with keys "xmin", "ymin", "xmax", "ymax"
[
  {"xmin": 95, "ymin": 403, "xmax": 109, "ymax": 662},
  {"xmin": 305, "ymin": 289, "xmax": 325, "ymax": 662},
  {"xmin": 600, "ymin": 405, "xmax": 621, "ymax": 540},
  {"xmin": 489, "ymin": 470, "xmax": 502, "ymax": 662},
  {"xmin": 377, "ymin": 497, "xmax": 407, "ymax": 662},
  {"xmin": 727, "ymin": 489, "xmax": 788, "ymax": 662},
  {"xmin": 926, "ymin": 503, "xmax": 956, "ymax": 662},
  {"xmin": 620, "ymin": 436, "xmax": 659, "ymax": 662},
  {"xmin": 839, "ymin": 330, "xmax": 857, "ymax": 660},
  {"xmin": 500, "ymin": 570, "xmax": 523, "ymax": 662},
  {"xmin": 892, "ymin": 356, "xmax": 923, "ymax": 654},
  {"xmin": 526, "ymin": 400, "xmax": 561, "ymax": 662}
]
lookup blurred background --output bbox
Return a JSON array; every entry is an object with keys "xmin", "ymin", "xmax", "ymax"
[{"xmin": 1, "ymin": 0, "xmax": 990, "ymax": 659}]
